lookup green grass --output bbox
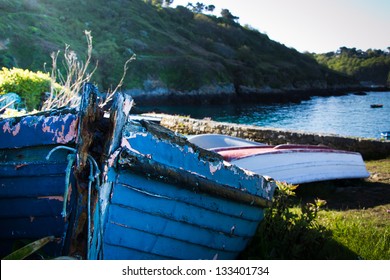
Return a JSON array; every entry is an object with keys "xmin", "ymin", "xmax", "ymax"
[
  {"xmin": 243, "ymin": 158, "xmax": 390, "ymax": 260},
  {"xmin": 317, "ymin": 206, "xmax": 390, "ymax": 259},
  {"xmin": 365, "ymin": 158, "xmax": 390, "ymax": 183}
]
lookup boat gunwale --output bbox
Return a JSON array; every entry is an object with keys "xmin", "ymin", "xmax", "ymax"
[{"xmin": 118, "ymin": 148, "xmax": 273, "ymax": 208}]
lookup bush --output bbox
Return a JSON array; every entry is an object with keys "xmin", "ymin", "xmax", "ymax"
[
  {"xmin": 0, "ymin": 67, "xmax": 52, "ymax": 110},
  {"xmin": 242, "ymin": 182, "xmax": 330, "ymax": 259}
]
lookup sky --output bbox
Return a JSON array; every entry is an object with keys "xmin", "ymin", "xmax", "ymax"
[{"xmin": 172, "ymin": 0, "xmax": 390, "ymax": 53}]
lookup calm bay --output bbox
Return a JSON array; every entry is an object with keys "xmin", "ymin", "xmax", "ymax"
[{"xmin": 140, "ymin": 91, "xmax": 390, "ymax": 139}]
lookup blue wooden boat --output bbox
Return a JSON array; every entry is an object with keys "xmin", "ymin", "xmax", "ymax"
[
  {"xmin": 0, "ymin": 84, "xmax": 276, "ymax": 260},
  {"xmin": 94, "ymin": 120, "xmax": 275, "ymax": 260},
  {"xmin": 0, "ymin": 84, "xmax": 102, "ymax": 259},
  {"xmin": 0, "ymin": 110, "xmax": 79, "ymax": 258}
]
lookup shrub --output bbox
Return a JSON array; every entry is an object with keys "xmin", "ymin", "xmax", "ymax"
[
  {"xmin": 0, "ymin": 67, "xmax": 52, "ymax": 110},
  {"xmin": 242, "ymin": 182, "xmax": 330, "ymax": 259}
]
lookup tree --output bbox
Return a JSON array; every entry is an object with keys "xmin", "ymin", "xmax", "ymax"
[
  {"xmin": 221, "ymin": 9, "xmax": 239, "ymax": 22},
  {"xmin": 205, "ymin": 5, "xmax": 215, "ymax": 12},
  {"xmin": 164, "ymin": 0, "xmax": 174, "ymax": 6},
  {"xmin": 187, "ymin": 2, "xmax": 204, "ymax": 13},
  {"xmin": 145, "ymin": 0, "xmax": 174, "ymax": 7},
  {"xmin": 186, "ymin": 2, "xmax": 215, "ymax": 13}
]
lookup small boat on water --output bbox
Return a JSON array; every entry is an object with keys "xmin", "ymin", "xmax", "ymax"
[
  {"xmin": 352, "ymin": 91, "xmax": 367, "ymax": 96},
  {"xmin": 188, "ymin": 134, "xmax": 370, "ymax": 184},
  {"xmin": 370, "ymin": 104, "xmax": 383, "ymax": 108},
  {"xmin": 0, "ymin": 85, "xmax": 276, "ymax": 260},
  {"xmin": 381, "ymin": 131, "xmax": 390, "ymax": 140}
]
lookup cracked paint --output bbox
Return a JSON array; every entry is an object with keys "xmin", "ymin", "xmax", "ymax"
[
  {"xmin": 0, "ymin": 113, "xmax": 78, "ymax": 149},
  {"xmin": 209, "ymin": 161, "xmax": 222, "ymax": 174},
  {"xmin": 108, "ymin": 149, "xmax": 121, "ymax": 167},
  {"xmin": 55, "ymin": 119, "xmax": 78, "ymax": 144},
  {"xmin": 37, "ymin": 196, "xmax": 64, "ymax": 201},
  {"xmin": 2, "ymin": 121, "xmax": 21, "ymax": 136},
  {"xmin": 41, "ymin": 117, "xmax": 77, "ymax": 143},
  {"xmin": 2, "ymin": 121, "xmax": 12, "ymax": 134},
  {"xmin": 123, "ymin": 99, "xmax": 133, "ymax": 115},
  {"xmin": 15, "ymin": 163, "xmax": 28, "ymax": 170}
]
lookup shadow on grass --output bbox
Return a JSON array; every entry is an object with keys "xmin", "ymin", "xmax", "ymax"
[
  {"xmin": 240, "ymin": 222, "xmax": 359, "ymax": 260},
  {"xmin": 239, "ymin": 182, "xmax": 362, "ymax": 260},
  {"xmin": 296, "ymin": 179, "xmax": 390, "ymax": 210}
]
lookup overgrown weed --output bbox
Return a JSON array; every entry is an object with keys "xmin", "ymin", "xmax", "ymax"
[
  {"xmin": 242, "ymin": 181, "xmax": 331, "ymax": 259},
  {"xmin": 41, "ymin": 30, "xmax": 97, "ymax": 110}
]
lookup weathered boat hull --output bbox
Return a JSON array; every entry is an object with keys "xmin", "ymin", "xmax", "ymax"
[
  {"xmin": 97, "ymin": 120, "xmax": 275, "ymax": 260},
  {"xmin": 0, "ymin": 85, "xmax": 276, "ymax": 260},
  {"xmin": 103, "ymin": 172, "xmax": 263, "ymax": 259},
  {"xmin": 0, "ymin": 113, "xmax": 78, "ymax": 258}
]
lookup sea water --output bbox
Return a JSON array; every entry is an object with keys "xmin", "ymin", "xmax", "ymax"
[{"xmin": 140, "ymin": 91, "xmax": 390, "ymax": 139}]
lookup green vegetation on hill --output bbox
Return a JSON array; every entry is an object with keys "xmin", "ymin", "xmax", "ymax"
[
  {"xmin": 312, "ymin": 47, "xmax": 390, "ymax": 87},
  {"xmin": 0, "ymin": 0, "xmax": 359, "ymax": 99}
]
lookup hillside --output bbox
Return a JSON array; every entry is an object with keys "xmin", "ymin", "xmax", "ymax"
[
  {"xmin": 0, "ymin": 0, "xmax": 361, "ymax": 105},
  {"xmin": 312, "ymin": 47, "xmax": 390, "ymax": 88}
]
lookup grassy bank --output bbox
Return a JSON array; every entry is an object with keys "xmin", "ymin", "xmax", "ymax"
[
  {"xmin": 318, "ymin": 157, "xmax": 390, "ymax": 259},
  {"xmin": 243, "ymin": 157, "xmax": 390, "ymax": 260},
  {"xmin": 317, "ymin": 205, "xmax": 389, "ymax": 259}
]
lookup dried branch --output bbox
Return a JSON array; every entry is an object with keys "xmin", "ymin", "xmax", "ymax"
[
  {"xmin": 99, "ymin": 54, "xmax": 136, "ymax": 108},
  {"xmin": 42, "ymin": 30, "xmax": 97, "ymax": 111}
]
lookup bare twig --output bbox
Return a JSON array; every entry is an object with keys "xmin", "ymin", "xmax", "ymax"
[
  {"xmin": 99, "ymin": 54, "xmax": 136, "ymax": 108},
  {"xmin": 42, "ymin": 30, "xmax": 134, "ymax": 111},
  {"xmin": 41, "ymin": 30, "xmax": 98, "ymax": 111}
]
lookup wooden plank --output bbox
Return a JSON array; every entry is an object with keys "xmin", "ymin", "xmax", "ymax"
[
  {"xmin": 106, "ymin": 204, "xmax": 250, "ymax": 252},
  {"xmin": 103, "ymin": 222, "xmax": 237, "ymax": 260},
  {"xmin": 110, "ymin": 181, "xmax": 260, "ymax": 237},
  {"xmin": 0, "ymin": 175, "xmax": 70, "ymax": 197},
  {"xmin": 116, "ymin": 172, "xmax": 263, "ymax": 221},
  {"xmin": 0, "ymin": 145, "xmax": 71, "ymax": 163},
  {"xmin": 119, "ymin": 149, "xmax": 272, "ymax": 208},
  {"xmin": 0, "ymin": 163, "xmax": 68, "ymax": 177},
  {"xmin": 0, "ymin": 216, "xmax": 67, "ymax": 239},
  {"xmin": 103, "ymin": 243, "xmax": 173, "ymax": 260},
  {"xmin": 0, "ymin": 197, "xmax": 64, "ymax": 218}
]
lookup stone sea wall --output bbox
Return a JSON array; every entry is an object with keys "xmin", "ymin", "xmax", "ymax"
[{"xmin": 158, "ymin": 115, "xmax": 390, "ymax": 160}]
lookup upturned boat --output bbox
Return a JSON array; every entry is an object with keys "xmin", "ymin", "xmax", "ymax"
[{"xmin": 188, "ymin": 134, "xmax": 370, "ymax": 184}]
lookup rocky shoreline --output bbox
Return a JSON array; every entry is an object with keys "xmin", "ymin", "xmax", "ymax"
[{"xmin": 125, "ymin": 82, "xmax": 389, "ymax": 105}]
